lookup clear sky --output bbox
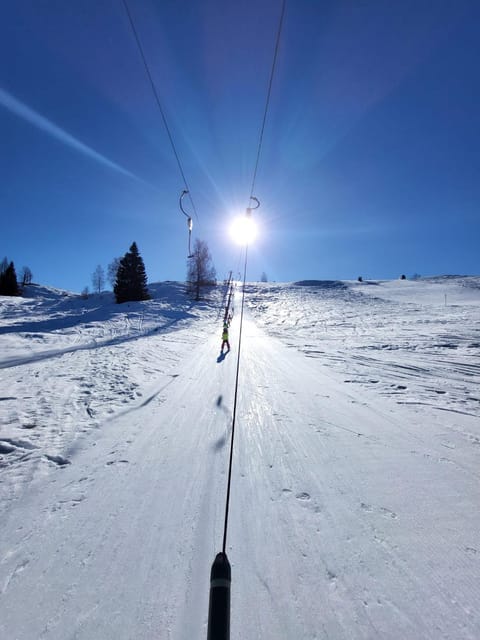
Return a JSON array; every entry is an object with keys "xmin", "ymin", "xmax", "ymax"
[{"xmin": 1, "ymin": 0, "xmax": 479, "ymax": 292}]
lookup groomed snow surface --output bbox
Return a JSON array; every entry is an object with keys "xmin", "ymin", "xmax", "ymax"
[{"xmin": 1, "ymin": 277, "xmax": 479, "ymax": 639}]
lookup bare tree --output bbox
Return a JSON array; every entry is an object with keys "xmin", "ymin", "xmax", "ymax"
[
  {"xmin": 186, "ymin": 238, "xmax": 216, "ymax": 300},
  {"xmin": 21, "ymin": 266, "xmax": 33, "ymax": 286},
  {"xmin": 107, "ymin": 257, "xmax": 121, "ymax": 289},
  {"xmin": 92, "ymin": 265, "xmax": 105, "ymax": 294}
]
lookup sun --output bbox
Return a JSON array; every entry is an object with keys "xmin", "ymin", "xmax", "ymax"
[{"xmin": 229, "ymin": 214, "xmax": 258, "ymax": 245}]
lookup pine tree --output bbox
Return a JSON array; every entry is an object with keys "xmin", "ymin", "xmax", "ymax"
[
  {"xmin": 0, "ymin": 261, "xmax": 20, "ymax": 296},
  {"xmin": 114, "ymin": 242, "xmax": 150, "ymax": 303}
]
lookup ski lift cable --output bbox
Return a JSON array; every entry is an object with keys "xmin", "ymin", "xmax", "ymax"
[
  {"xmin": 209, "ymin": 5, "xmax": 287, "ymax": 622},
  {"xmin": 222, "ymin": 245, "xmax": 248, "ymax": 553},
  {"xmin": 221, "ymin": 0, "xmax": 286, "ymax": 553},
  {"xmin": 121, "ymin": 0, "xmax": 198, "ymax": 220},
  {"xmin": 249, "ymin": 0, "xmax": 286, "ymax": 201}
]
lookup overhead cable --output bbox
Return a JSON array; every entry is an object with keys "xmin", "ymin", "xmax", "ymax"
[
  {"xmin": 121, "ymin": 0, "xmax": 198, "ymax": 219},
  {"xmin": 221, "ymin": 0, "xmax": 286, "ymax": 554},
  {"xmin": 249, "ymin": 0, "xmax": 286, "ymax": 200}
]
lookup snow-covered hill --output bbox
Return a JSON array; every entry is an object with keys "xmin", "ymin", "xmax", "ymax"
[
  {"xmin": 1, "ymin": 277, "xmax": 479, "ymax": 639},
  {"xmin": 0, "ymin": 282, "xmax": 220, "ymax": 504},
  {"xmin": 246, "ymin": 276, "xmax": 480, "ymax": 420}
]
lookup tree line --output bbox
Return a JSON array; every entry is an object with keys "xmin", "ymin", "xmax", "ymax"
[
  {"xmin": 0, "ymin": 258, "xmax": 32, "ymax": 296},
  {"xmin": 89, "ymin": 238, "xmax": 216, "ymax": 303},
  {"xmin": 2, "ymin": 238, "xmax": 217, "ymax": 303}
]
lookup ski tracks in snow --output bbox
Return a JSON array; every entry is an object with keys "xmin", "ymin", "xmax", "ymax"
[
  {"xmin": 0, "ymin": 315, "xmax": 236, "ymax": 639},
  {"xmin": 225, "ymin": 311, "xmax": 480, "ymax": 639},
  {"xmin": 1, "ymin": 281, "xmax": 480, "ymax": 638}
]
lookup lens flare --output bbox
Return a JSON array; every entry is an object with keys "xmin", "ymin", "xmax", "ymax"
[{"xmin": 229, "ymin": 215, "xmax": 258, "ymax": 245}]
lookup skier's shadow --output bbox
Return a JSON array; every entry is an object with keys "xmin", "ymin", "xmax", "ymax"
[
  {"xmin": 212, "ymin": 395, "xmax": 231, "ymax": 451},
  {"xmin": 216, "ymin": 349, "xmax": 230, "ymax": 363}
]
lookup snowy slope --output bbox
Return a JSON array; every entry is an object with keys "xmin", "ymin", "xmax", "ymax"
[
  {"xmin": 1, "ymin": 278, "xmax": 480, "ymax": 639},
  {"xmin": 246, "ymin": 277, "xmax": 480, "ymax": 422},
  {"xmin": 0, "ymin": 282, "xmax": 218, "ymax": 505}
]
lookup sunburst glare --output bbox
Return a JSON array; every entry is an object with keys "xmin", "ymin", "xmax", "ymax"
[{"xmin": 229, "ymin": 214, "xmax": 258, "ymax": 245}]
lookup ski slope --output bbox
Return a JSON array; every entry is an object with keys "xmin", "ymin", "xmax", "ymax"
[{"xmin": 1, "ymin": 278, "xmax": 480, "ymax": 639}]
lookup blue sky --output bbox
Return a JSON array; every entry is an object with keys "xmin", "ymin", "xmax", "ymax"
[{"xmin": 1, "ymin": 0, "xmax": 479, "ymax": 292}]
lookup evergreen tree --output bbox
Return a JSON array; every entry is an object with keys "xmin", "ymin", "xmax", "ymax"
[
  {"xmin": 114, "ymin": 242, "xmax": 150, "ymax": 303},
  {"xmin": 0, "ymin": 261, "xmax": 19, "ymax": 296}
]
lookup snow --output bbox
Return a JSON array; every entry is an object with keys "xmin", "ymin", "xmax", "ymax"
[{"xmin": 1, "ymin": 277, "xmax": 479, "ymax": 639}]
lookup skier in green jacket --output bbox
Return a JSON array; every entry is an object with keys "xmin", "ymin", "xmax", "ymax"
[{"xmin": 221, "ymin": 323, "xmax": 230, "ymax": 352}]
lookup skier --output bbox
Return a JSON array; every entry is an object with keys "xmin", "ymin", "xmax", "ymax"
[{"xmin": 221, "ymin": 323, "xmax": 230, "ymax": 352}]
